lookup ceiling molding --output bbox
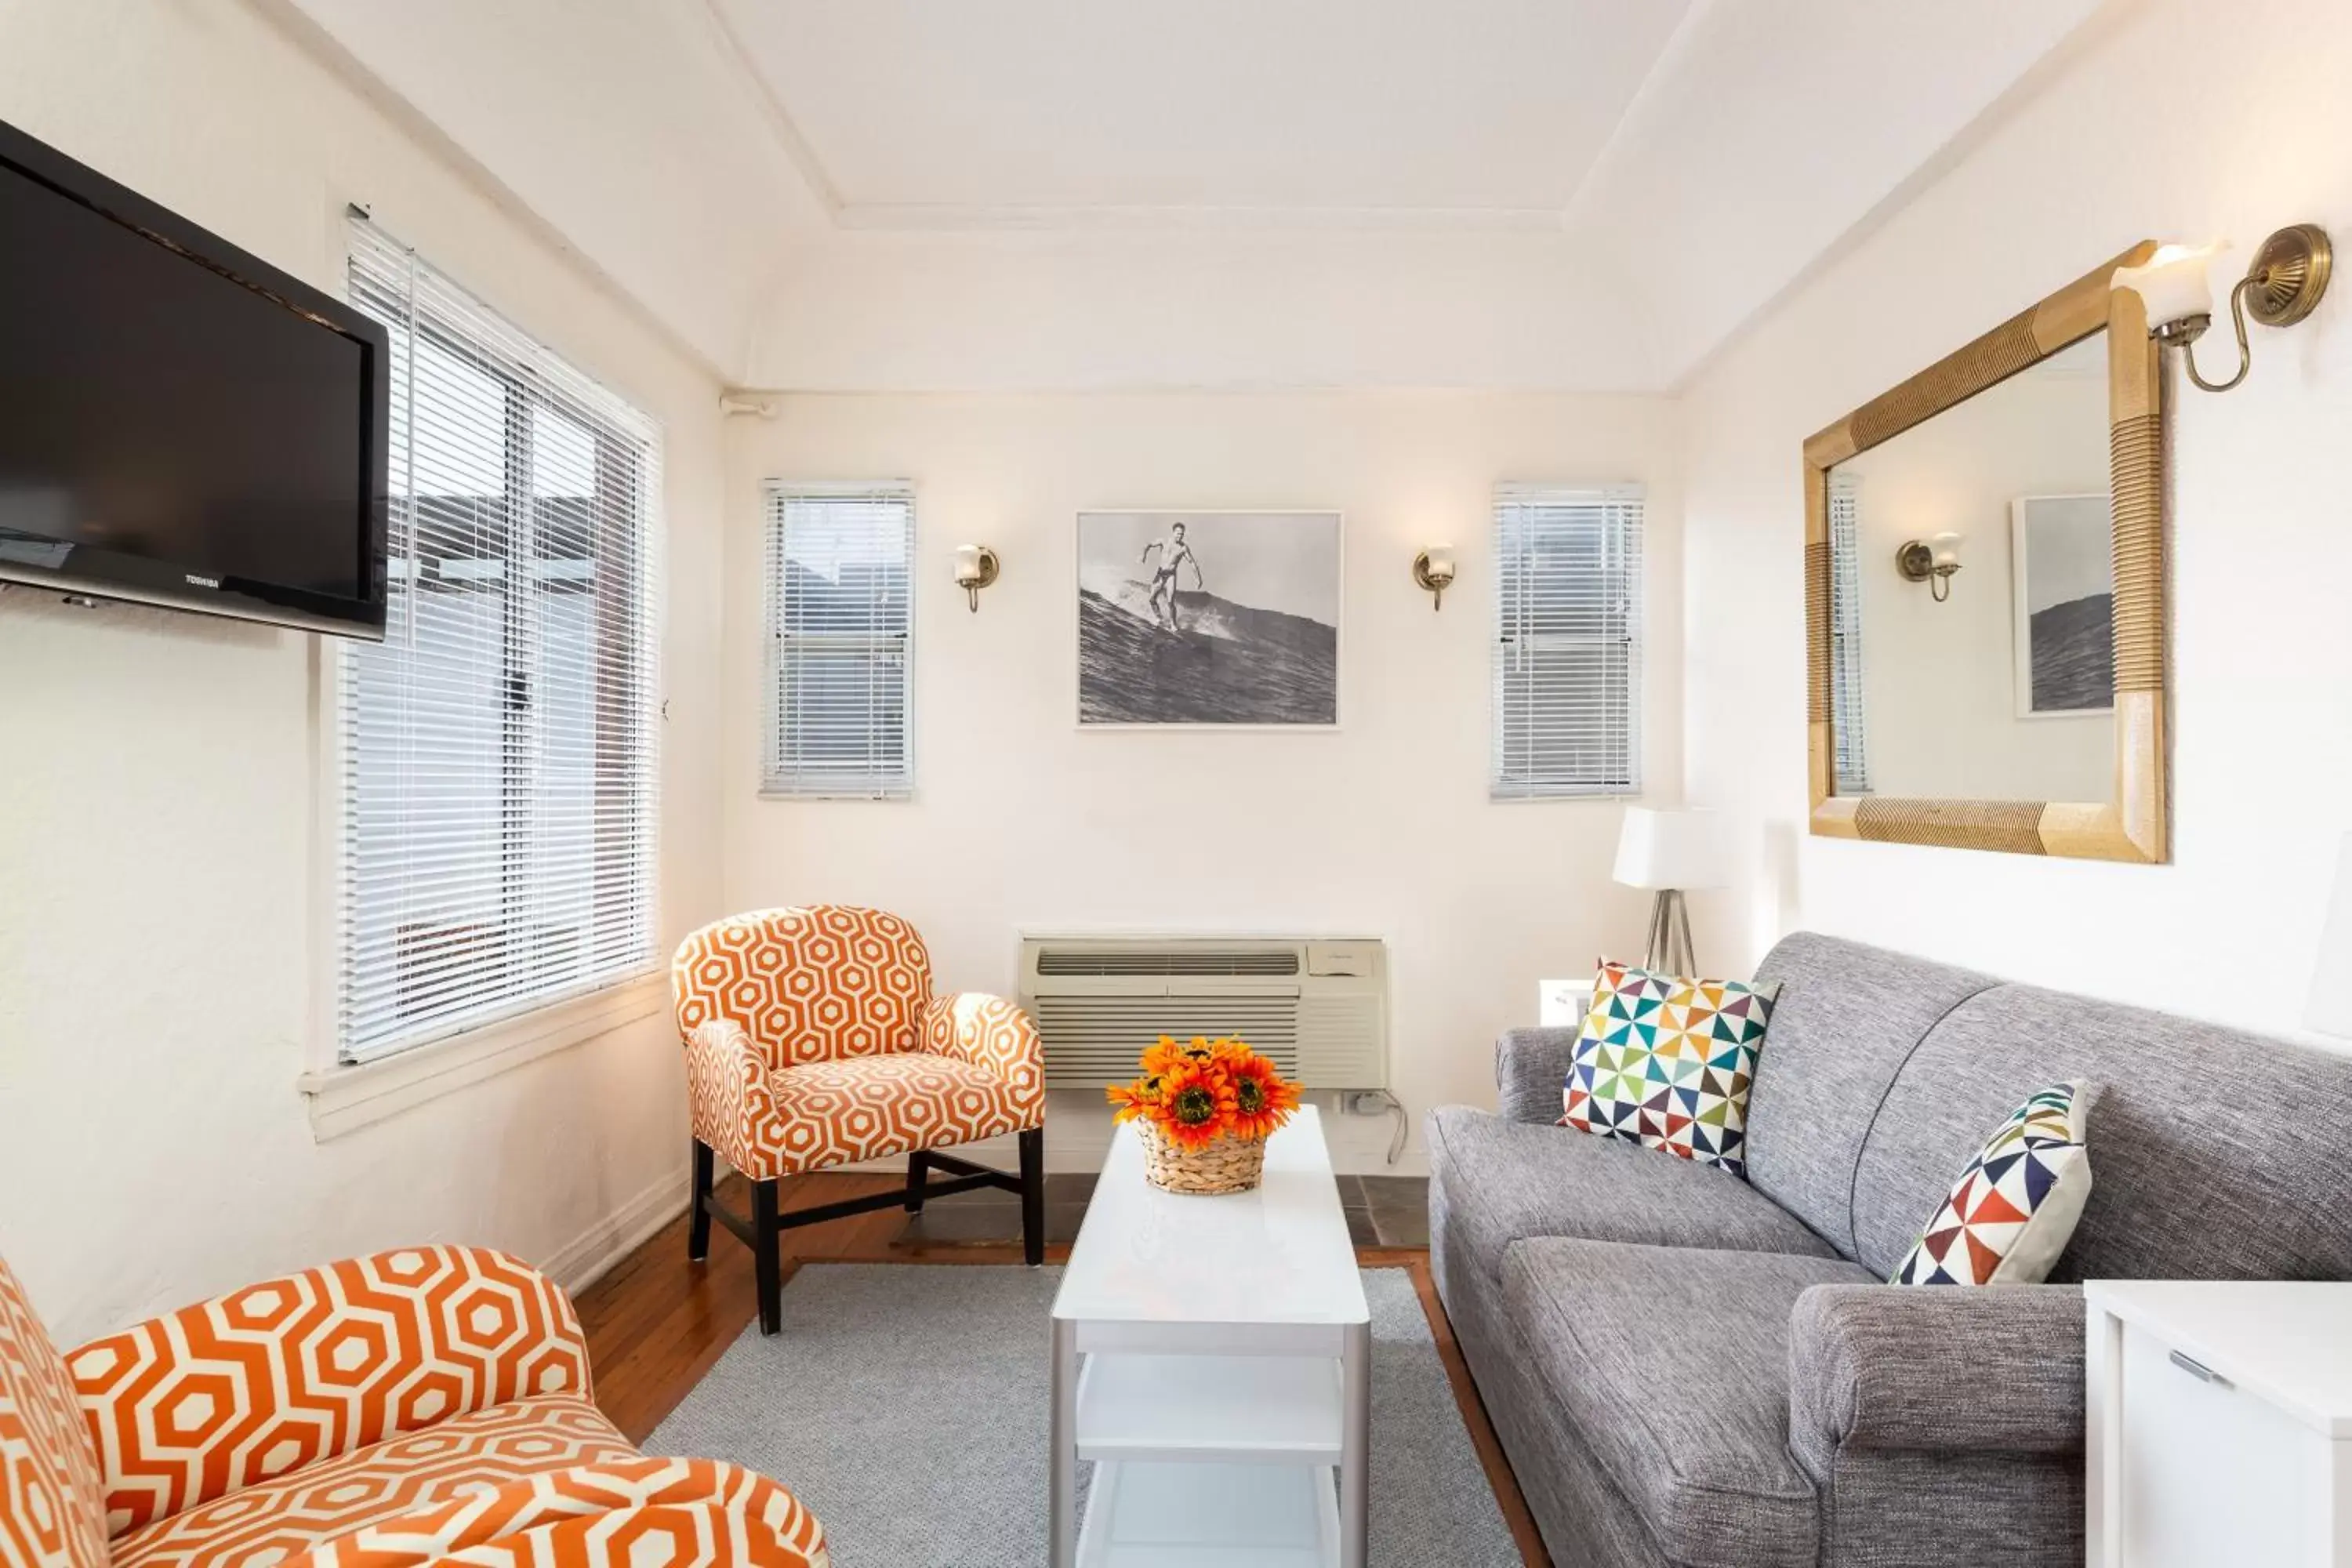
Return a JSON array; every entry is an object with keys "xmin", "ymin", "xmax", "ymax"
[
  {"xmin": 1659, "ymin": 0, "xmax": 2140, "ymax": 396},
  {"xmin": 830, "ymin": 202, "xmax": 1572, "ymax": 234},
  {"xmin": 1557, "ymin": 0, "xmax": 1721, "ymax": 233},
  {"xmin": 681, "ymin": 0, "xmax": 844, "ymax": 217}
]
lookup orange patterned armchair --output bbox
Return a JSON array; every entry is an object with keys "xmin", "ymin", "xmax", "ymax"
[
  {"xmin": 0, "ymin": 1245, "xmax": 826, "ymax": 1567},
  {"xmin": 673, "ymin": 906, "xmax": 1048, "ymax": 1333}
]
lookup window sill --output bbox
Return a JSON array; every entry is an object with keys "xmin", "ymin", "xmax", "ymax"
[{"xmin": 297, "ymin": 975, "xmax": 666, "ymax": 1142}]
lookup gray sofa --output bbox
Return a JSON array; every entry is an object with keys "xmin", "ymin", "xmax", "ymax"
[{"xmin": 1429, "ymin": 932, "xmax": 2352, "ymax": 1568}]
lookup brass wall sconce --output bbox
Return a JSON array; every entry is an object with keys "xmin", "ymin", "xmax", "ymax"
[
  {"xmin": 952, "ymin": 544, "xmax": 999, "ymax": 612},
  {"xmin": 2114, "ymin": 225, "xmax": 2333, "ymax": 393},
  {"xmin": 1412, "ymin": 546, "xmax": 1456, "ymax": 610},
  {"xmin": 1896, "ymin": 532, "xmax": 1963, "ymax": 602}
]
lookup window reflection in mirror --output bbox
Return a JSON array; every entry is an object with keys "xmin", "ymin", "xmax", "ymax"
[{"xmin": 1827, "ymin": 333, "xmax": 2114, "ymax": 803}]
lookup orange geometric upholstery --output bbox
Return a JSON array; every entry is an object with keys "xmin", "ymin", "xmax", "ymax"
[
  {"xmin": 296, "ymin": 1456, "xmax": 826, "ymax": 1567},
  {"xmin": 674, "ymin": 906, "xmax": 1046, "ymax": 1181},
  {"xmin": 69, "ymin": 1247, "xmax": 590, "ymax": 1537},
  {"xmin": 674, "ymin": 906, "xmax": 932, "ymax": 1068},
  {"xmin": 109, "ymin": 1397, "xmax": 637, "ymax": 1567},
  {"xmin": 0, "ymin": 1255, "xmax": 108, "ymax": 1568},
  {"xmin": 0, "ymin": 1247, "xmax": 826, "ymax": 1567}
]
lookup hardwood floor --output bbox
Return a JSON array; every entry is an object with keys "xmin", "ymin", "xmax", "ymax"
[{"xmin": 575, "ymin": 1168, "xmax": 1549, "ymax": 1566}]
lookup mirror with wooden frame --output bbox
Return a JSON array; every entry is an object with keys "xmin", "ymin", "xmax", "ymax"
[{"xmin": 1804, "ymin": 244, "xmax": 2168, "ymax": 862}]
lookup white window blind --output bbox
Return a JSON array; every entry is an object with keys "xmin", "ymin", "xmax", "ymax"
[
  {"xmin": 339, "ymin": 218, "xmax": 661, "ymax": 1064},
  {"xmin": 1491, "ymin": 484, "xmax": 1643, "ymax": 800},
  {"xmin": 1827, "ymin": 474, "xmax": 1871, "ymax": 793},
  {"xmin": 764, "ymin": 485, "xmax": 914, "ymax": 798}
]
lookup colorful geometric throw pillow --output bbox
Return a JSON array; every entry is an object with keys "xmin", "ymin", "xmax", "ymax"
[
  {"xmin": 1557, "ymin": 960, "xmax": 1779, "ymax": 1177},
  {"xmin": 1889, "ymin": 1082, "xmax": 2099, "ymax": 1286}
]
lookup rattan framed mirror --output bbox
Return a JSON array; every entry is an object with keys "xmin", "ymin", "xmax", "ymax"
[{"xmin": 1803, "ymin": 243, "xmax": 2169, "ymax": 862}]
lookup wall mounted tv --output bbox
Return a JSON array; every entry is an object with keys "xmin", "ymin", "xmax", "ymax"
[{"xmin": 0, "ymin": 118, "xmax": 388, "ymax": 637}]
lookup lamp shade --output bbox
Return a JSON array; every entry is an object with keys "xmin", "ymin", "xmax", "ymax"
[
  {"xmin": 1613, "ymin": 807, "xmax": 1726, "ymax": 892},
  {"xmin": 2113, "ymin": 241, "xmax": 2223, "ymax": 329},
  {"xmin": 2305, "ymin": 833, "xmax": 2352, "ymax": 1037}
]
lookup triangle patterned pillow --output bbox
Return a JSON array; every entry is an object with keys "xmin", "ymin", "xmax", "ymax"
[
  {"xmin": 1890, "ymin": 1081, "xmax": 2099, "ymax": 1286},
  {"xmin": 1557, "ymin": 960, "xmax": 1778, "ymax": 1178}
]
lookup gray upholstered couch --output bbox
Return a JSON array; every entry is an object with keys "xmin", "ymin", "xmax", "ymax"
[{"xmin": 1429, "ymin": 932, "xmax": 2352, "ymax": 1568}]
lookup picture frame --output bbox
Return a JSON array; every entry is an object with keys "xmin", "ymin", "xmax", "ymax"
[
  {"xmin": 2009, "ymin": 492, "xmax": 2115, "ymax": 720},
  {"xmin": 1075, "ymin": 510, "xmax": 1343, "ymax": 728}
]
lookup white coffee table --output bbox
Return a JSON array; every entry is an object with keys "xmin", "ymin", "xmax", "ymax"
[{"xmin": 1050, "ymin": 1105, "xmax": 1371, "ymax": 1568}]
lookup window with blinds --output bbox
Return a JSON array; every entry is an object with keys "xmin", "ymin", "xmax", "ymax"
[
  {"xmin": 764, "ymin": 485, "xmax": 914, "ymax": 798},
  {"xmin": 1491, "ymin": 484, "xmax": 1643, "ymax": 800},
  {"xmin": 339, "ymin": 218, "xmax": 661, "ymax": 1064},
  {"xmin": 1827, "ymin": 475, "xmax": 1871, "ymax": 793}
]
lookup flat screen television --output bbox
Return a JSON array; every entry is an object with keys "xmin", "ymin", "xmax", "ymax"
[{"xmin": 0, "ymin": 118, "xmax": 389, "ymax": 637}]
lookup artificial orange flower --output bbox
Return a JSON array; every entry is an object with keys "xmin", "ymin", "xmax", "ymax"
[
  {"xmin": 1223, "ymin": 1050, "xmax": 1301, "ymax": 1141},
  {"xmin": 1109, "ymin": 1035, "xmax": 1300, "ymax": 1145},
  {"xmin": 1153, "ymin": 1058, "xmax": 1236, "ymax": 1150},
  {"xmin": 1105, "ymin": 1076, "xmax": 1156, "ymax": 1123},
  {"xmin": 1138, "ymin": 1036, "xmax": 1192, "ymax": 1079}
]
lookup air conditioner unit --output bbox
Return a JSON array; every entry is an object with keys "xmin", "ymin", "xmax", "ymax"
[{"xmin": 1018, "ymin": 934, "xmax": 1388, "ymax": 1093}]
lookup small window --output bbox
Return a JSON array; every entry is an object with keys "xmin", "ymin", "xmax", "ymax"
[
  {"xmin": 1491, "ymin": 484, "xmax": 1643, "ymax": 800},
  {"xmin": 764, "ymin": 485, "xmax": 915, "ymax": 798},
  {"xmin": 1828, "ymin": 474, "xmax": 1871, "ymax": 793},
  {"xmin": 340, "ymin": 219, "xmax": 661, "ymax": 1063}
]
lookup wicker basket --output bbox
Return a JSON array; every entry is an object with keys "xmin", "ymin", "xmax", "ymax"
[{"xmin": 1137, "ymin": 1120, "xmax": 1268, "ymax": 1195}]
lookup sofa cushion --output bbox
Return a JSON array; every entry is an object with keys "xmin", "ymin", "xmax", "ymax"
[
  {"xmin": 108, "ymin": 1396, "xmax": 637, "ymax": 1568},
  {"xmin": 1559, "ymin": 960, "xmax": 1777, "ymax": 1177},
  {"xmin": 1851, "ymin": 983, "xmax": 2352, "ymax": 1282},
  {"xmin": 1428, "ymin": 1106, "xmax": 1838, "ymax": 1288},
  {"xmin": 1745, "ymin": 935, "xmax": 1998, "ymax": 1260},
  {"xmin": 1501, "ymin": 1237, "xmax": 1875, "ymax": 1568}
]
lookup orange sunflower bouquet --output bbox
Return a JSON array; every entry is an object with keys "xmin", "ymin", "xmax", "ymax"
[{"xmin": 1107, "ymin": 1036, "xmax": 1302, "ymax": 1194}]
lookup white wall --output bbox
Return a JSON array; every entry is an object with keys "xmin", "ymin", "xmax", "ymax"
[
  {"xmin": 748, "ymin": 229, "xmax": 1664, "ymax": 394},
  {"xmin": 721, "ymin": 392, "xmax": 1680, "ymax": 1169},
  {"xmin": 1680, "ymin": 0, "xmax": 2352, "ymax": 1034},
  {"xmin": 1842, "ymin": 353, "xmax": 2112, "ymax": 800},
  {"xmin": 0, "ymin": 0, "xmax": 725, "ymax": 1343}
]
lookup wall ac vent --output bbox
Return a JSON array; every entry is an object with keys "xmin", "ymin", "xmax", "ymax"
[
  {"xmin": 1019, "ymin": 935, "xmax": 1386, "ymax": 1092},
  {"xmin": 1036, "ymin": 949, "xmax": 1300, "ymax": 978}
]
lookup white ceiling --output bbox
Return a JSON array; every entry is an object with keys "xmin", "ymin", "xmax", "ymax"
[
  {"xmin": 276, "ymin": 0, "xmax": 2118, "ymax": 390},
  {"xmin": 710, "ymin": 0, "xmax": 1695, "ymax": 222}
]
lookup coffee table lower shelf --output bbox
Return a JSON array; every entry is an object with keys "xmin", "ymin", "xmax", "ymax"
[
  {"xmin": 1076, "ymin": 1460, "xmax": 1340, "ymax": 1568},
  {"xmin": 1073, "ymin": 1352, "xmax": 1345, "ymax": 1567}
]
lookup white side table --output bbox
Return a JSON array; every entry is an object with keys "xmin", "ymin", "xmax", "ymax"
[{"xmin": 2085, "ymin": 1280, "xmax": 2352, "ymax": 1568}]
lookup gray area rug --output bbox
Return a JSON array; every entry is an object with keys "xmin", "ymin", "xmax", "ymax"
[{"xmin": 648, "ymin": 1263, "xmax": 1519, "ymax": 1567}]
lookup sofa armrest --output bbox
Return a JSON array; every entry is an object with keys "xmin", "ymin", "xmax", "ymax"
[
  {"xmin": 69, "ymin": 1247, "xmax": 590, "ymax": 1537},
  {"xmin": 922, "ymin": 993, "xmax": 1047, "ymax": 1124},
  {"xmin": 1788, "ymin": 1283, "xmax": 2084, "ymax": 1471},
  {"xmin": 684, "ymin": 1018, "xmax": 789, "ymax": 1176},
  {"xmin": 299, "ymin": 1457, "xmax": 827, "ymax": 1566},
  {"xmin": 1496, "ymin": 1027, "xmax": 1577, "ymax": 1124}
]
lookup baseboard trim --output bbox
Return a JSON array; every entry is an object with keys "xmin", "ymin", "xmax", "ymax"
[{"xmin": 544, "ymin": 1168, "xmax": 693, "ymax": 1297}]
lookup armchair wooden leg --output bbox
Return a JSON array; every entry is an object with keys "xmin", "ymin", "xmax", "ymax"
[
  {"xmin": 688, "ymin": 1140, "xmax": 714, "ymax": 1263},
  {"xmin": 905, "ymin": 1149, "xmax": 932, "ymax": 1213},
  {"xmin": 753, "ymin": 1178, "xmax": 782, "ymax": 1337},
  {"xmin": 1019, "ymin": 1127, "xmax": 1047, "ymax": 1267}
]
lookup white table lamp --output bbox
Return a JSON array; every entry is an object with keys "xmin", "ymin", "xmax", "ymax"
[
  {"xmin": 2304, "ymin": 833, "xmax": 2352, "ymax": 1038},
  {"xmin": 1614, "ymin": 807, "xmax": 1726, "ymax": 978}
]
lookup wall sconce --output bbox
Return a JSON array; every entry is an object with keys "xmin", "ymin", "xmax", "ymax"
[
  {"xmin": 2113, "ymin": 226, "xmax": 2333, "ymax": 393},
  {"xmin": 1412, "ymin": 546, "xmax": 1456, "ymax": 610},
  {"xmin": 1896, "ymin": 532, "xmax": 1963, "ymax": 602},
  {"xmin": 952, "ymin": 544, "xmax": 999, "ymax": 613}
]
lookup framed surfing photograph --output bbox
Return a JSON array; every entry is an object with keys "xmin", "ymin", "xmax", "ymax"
[
  {"xmin": 1075, "ymin": 510, "xmax": 1341, "ymax": 727},
  {"xmin": 2009, "ymin": 493, "xmax": 2114, "ymax": 718}
]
